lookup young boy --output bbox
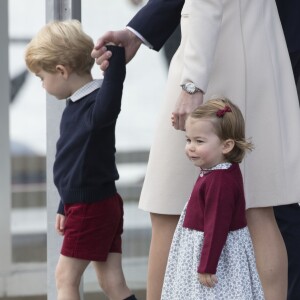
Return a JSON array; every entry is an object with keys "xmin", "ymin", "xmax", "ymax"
[{"xmin": 25, "ymin": 20, "xmax": 137, "ymax": 300}]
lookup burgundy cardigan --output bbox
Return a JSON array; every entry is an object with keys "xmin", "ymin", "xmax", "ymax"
[{"xmin": 183, "ymin": 163, "xmax": 247, "ymax": 274}]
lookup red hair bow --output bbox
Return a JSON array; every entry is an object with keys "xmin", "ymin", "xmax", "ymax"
[{"xmin": 216, "ymin": 106, "xmax": 232, "ymax": 118}]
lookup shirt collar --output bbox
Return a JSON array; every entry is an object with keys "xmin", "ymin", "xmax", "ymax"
[
  {"xmin": 199, "ymin": 162, "xmax": 232, "ymax": 177},
  {"xmin": 68, "ymin": 79, "xmax": 103, "ymax": 102}
]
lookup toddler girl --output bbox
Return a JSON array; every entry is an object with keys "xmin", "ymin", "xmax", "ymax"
[{"xmin": 162, "ymin": 98, "xmax": 264, "ymax": 299}]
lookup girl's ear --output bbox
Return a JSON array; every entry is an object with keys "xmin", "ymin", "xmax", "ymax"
[
  {"xmin": 55, "ymin": 65, "xmax": 69, "ymax": 79},
  {"xmin": 222, "ymin": 139, "xmax": 235, "ymax": 154}
]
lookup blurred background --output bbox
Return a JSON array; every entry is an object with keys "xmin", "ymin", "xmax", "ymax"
[{"xmin": 3, "ymin": 0, "xmax": 178, "ymax": 299}]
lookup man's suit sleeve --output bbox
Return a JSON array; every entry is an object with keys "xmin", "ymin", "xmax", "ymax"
[
  {"xmin": 127, "ymin": 0, "xmax": 184, "ymax": 51},
  {"xmin": 181, "ymin": 0, "xmax": 223, "ymax": 92}
]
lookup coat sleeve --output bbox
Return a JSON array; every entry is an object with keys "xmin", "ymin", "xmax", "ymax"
[
  {"xmin": 127, "ymin": 0, "xmax": 184, "ymax": 51},
  {"xmin": 181, "ymin": 0, "xmax": 224, "ymax": 93}
]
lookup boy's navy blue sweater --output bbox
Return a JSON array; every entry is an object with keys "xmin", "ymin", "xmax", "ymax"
[{"xmin": 53, "ymin": 46, "xmax": 126, "ymax": 215}]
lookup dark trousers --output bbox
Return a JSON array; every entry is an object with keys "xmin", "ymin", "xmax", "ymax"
[
  {"xmin": 274, "ymin": 50, "xmax": 300, "ymax": 300},
  {"xmin": 290, "ymin": 51, "xmax": 300, "ymax": 95}
]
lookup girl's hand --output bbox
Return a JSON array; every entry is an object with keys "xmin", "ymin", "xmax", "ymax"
[
  {"xmin": 55, "ymin": 214, "xmax": 65, "ymax": 236},
  {"xmin": 198, "ymin": 273, "xmax": 218, "ymax": 288},
  {"xmin": 172, "ymin": 90, "xmax": 204, "ymax": 131}
]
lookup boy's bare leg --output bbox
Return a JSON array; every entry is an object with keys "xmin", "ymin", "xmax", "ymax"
[
  {"xmin": 93, "ymin": 253, "xmax": 132, "ymax": 300},
  {"xmin": 146, "ymin": 213, "xmax": 180, "ymax": 300},
  {"xmin": 55, "ymin": 255, "xmax": 90, "ymax": 300},
  {"xmin": 247, "ymin": 207, "xmax": 288, "ymax": 300}
]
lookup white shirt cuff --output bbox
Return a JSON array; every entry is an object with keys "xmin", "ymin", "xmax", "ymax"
[{"xmin": 126, "ymin": 26, "xmax": 153, "ymax": 49}]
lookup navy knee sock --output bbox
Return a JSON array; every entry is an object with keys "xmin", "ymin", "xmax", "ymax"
[{"xmin": 123, "ymin": 295, "xmax": 137, "ymax": 300}]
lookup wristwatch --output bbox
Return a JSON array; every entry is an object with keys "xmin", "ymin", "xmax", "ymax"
[{"xmin": 181, "ymin": 82, "xmax": 202, "ymax": 94}]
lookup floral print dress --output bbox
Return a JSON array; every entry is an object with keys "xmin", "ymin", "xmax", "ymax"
[{"xmin": 161, "ymin": 163, "xmax": 264, "ymax": 300}]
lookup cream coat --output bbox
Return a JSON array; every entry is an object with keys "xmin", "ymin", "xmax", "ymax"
[{"xmin": 139, "ymin": 0, "xmax": 300, "ymax": 213}]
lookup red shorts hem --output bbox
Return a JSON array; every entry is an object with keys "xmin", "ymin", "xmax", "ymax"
[{"xmin": 60, "ymin": 193, "xmax": 123, "ymax": 261}]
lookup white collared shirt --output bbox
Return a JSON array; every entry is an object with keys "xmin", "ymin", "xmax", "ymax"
[{"xmin": 68, "ymin": 79, "xmax": 103, "ymax": 102}]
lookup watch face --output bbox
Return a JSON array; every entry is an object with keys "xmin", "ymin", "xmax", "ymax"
[{"xmin": 186, "ymin": 82, "xmax": 195, "ymax": 93}]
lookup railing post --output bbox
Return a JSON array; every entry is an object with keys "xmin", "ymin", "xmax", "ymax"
[
  {"xmin": 45, "ymin": 1, "xmax": 81, "ymax": 299},
  {"xmin": 0, "ymin": 0, "xmax": 12, "ymax": 296}
]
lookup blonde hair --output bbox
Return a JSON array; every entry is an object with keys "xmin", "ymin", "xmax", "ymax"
[
  {"xmin": 189, "ymin": 97, "xmax": 254, "ymax": 163},
  {"xmin": 25, "ymin": 19, "xmax": 94, "ymax": 74}
]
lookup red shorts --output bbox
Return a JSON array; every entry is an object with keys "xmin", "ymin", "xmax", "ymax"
[{"xmin": 61, "ymin": 193, "xmax": 123, "ymax": 261}]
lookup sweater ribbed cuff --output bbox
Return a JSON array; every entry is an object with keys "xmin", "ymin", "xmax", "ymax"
[{"xmin": 104, "ymin": 45, "xmax": 126, "ymax": 82}]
